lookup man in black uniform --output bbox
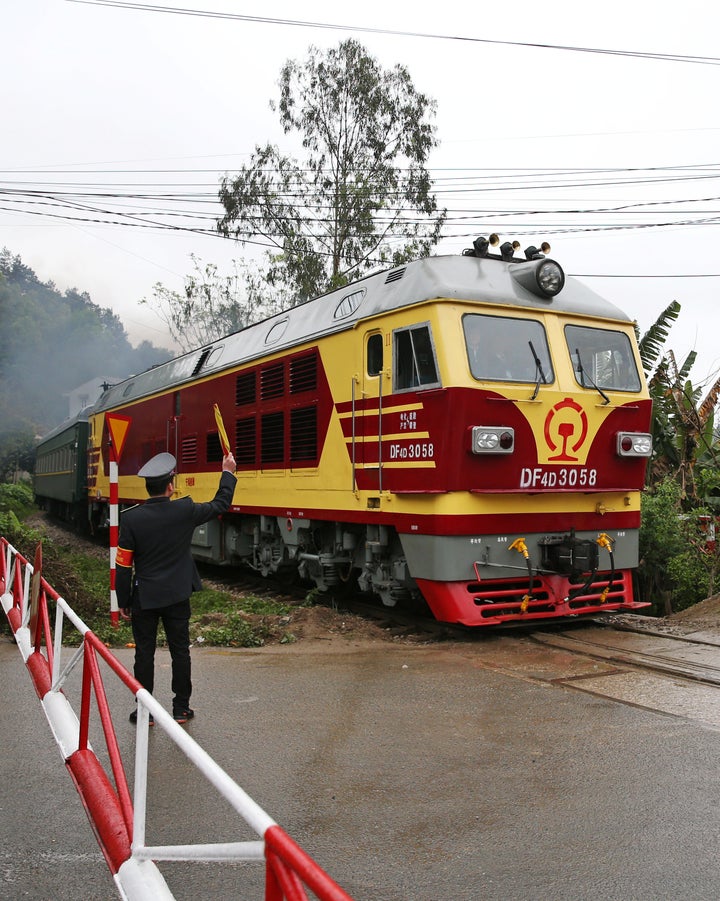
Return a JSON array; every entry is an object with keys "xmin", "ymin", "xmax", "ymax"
[{"xmin": 117, "ymin": 450, "xmax": 237, "ymax": 724}]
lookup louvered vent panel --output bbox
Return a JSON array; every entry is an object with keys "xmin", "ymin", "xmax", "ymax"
[
  {"xmin": 236, "ymin": 371, "xmax": 256, "ymax": 406},
  {"xmin": 261, "ymin": 412, "xmax": 284, "ymax": 463},
  {"xmin": 206, "ymin": 432, "xmax": 223, "ymax": 463},
  {"xmin": 192, "ymin": 349, "xmax": 211, "ymax": 377},
  {"xmin": 181, "ymin": 436, "xmax": 198, "ymax": 465},
  {"xmin": 384, "ymin": 267, "xmax": 406, "ymax": 284},
  {"xmin": 290, "ymin": 406, "xmax": 317, "ymax": 461},
  {"xmin": 290, "ymin": 354, "xmax": 317, "ymax": 393},
  {"xmin": 261, "ymin": 363, "xmax": 285, "ymax": 399},
  {"xmin": 235, "ymin": 418, "xmax": 256, "ymax": 465}
]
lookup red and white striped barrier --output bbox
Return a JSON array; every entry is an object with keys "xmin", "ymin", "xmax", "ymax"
[
  {"xmin": 1, "ymin": 535, "xmax": 356, "ymax": 901},
  {"xmin": 109, "ymin": 457, "xmax": 119, "ymax": 626}
]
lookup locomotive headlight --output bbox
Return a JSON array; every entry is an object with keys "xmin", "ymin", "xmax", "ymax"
[
  {"xmin": 471, "ymin": 426, "xmax": 515, "ymax": 454},
  {"xmin": 616, "ymin": 432, "xmax": 652, "ymax": 457},
  {"xmin": 536, "ymin": 261, "xmax": 565, "ymax": 296},
  {"xmin": 509, "ymin": 259, "xmax": 565, "ymax": 298}
]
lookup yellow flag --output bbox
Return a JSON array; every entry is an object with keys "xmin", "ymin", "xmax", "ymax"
[{"xmin": 213, "ymin": 403, "xmax": 231, "ymax": 456}]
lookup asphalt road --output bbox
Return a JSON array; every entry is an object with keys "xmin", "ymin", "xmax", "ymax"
[{"xmin": 2, "ymin": 631, "xmax": 720, "ymax": 900}]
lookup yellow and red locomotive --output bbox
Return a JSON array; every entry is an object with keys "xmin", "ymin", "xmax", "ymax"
[{"xmin": 83, "ymin": 237, "xmax": 651, "ymax": 626}]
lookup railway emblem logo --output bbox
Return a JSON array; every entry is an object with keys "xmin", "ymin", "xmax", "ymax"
[{"xmin": 543, "ymin": 397, "xmax": 588, "ymax": 462}]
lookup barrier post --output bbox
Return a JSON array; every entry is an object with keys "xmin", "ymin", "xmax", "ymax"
[
  {"xmin": 104, "ymin": 413, "xmax": 131, "ymax": 627},
  {"xmin": 1, "ymin": 534, "xmax": 358, "ymax": 901},
  {"xmin": 109, "ymin": 452, "xmax": 119, "ymax": 626}
]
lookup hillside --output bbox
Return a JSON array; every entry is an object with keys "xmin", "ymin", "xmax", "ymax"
[{"xmin": 0, "ymin": 249, "xmax": 171, "ymax": 477}]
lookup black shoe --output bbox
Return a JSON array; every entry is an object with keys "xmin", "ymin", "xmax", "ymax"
[
  {"xmin": 129, "ymin": 709, "xmax": 154, "ymax": 725},
  {"xmin": 173, "ymin": 707, "xmax": 195, "ymax": 724}
]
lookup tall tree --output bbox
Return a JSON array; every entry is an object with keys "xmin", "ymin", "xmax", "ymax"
[
  {"xmin": 141, "ymin": 255, "xmax": 281, "ymax": 353},
  {"xmin": 218, "ymin": 39, "xmax": 446, "ymax": 304}
]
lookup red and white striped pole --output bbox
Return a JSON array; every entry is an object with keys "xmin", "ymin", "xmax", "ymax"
[
  {"xmin": 109, "ymin": 443, "xmax": 119, "ymax": 627},
  {"xmin": 103, "ymin": 413, "xmax": 131, "ymax": 629}
]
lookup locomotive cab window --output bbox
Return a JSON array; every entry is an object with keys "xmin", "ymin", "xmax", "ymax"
[
  {"xmin": 464, "ymin": 314, "xmax": 553, "ymax": 383},
  {"xmin": 393, "ymin": 323, "xmax": 440, "ymax": 392},
  {"xmin": 367, "ymin": 333, "xmax": 383, "ymax": 377},
  {"xmin": 565, "ymin": 325, "xmax": 641, "ymax": 392}
]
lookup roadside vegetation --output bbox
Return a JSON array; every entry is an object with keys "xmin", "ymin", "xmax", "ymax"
[
  {"xmin": 636, "ymin": 302, "xmax": 720, "ymax": 615},
  {"xmin": 0, "ymin": 482, "xmax": 302, "ymax": 647}
]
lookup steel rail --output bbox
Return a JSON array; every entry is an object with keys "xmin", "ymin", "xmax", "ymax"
[{"xmin": 532, "ymin": 625, "xmax": 720, "ymax": 686}]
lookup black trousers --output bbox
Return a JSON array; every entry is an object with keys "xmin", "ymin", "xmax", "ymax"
[{"xmin": 131, "ymin": 599, "xmax": 192, "ymax": 709}]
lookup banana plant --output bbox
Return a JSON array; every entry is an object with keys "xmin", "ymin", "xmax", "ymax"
[{"xmin": 637, "ymin": 301, "xmax": 720, "ymax": 500}]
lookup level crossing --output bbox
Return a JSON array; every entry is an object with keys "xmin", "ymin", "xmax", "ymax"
[{"xmin": 0, "ymin": 534, "xmax": 355, "ymax": 901}]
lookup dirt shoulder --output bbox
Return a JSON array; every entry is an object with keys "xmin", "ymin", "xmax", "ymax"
[
  {"xmin": 21, "ymin": 511, "xmax": 433, "ymax": 647},
  {"xmin": 21, "ymin": 511, "xmax": 720, "ymax": 646}
]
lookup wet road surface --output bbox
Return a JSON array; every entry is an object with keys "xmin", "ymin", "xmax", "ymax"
[{"xmin": 3, "ymin": 627, "xmax": 720, "ymax": 900}]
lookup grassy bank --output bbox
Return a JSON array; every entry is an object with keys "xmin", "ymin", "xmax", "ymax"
[{"xmin": 0, "ymin": 482, "xmax": 301, "ymax": 647}]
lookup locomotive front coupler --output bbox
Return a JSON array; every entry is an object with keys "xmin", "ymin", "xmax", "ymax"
[{"xmin": 538, "ymin": 530, "xmax": 599, "ymax": 577}]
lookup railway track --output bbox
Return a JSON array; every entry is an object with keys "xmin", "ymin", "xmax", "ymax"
[
  {"xmin": 33, "ymin": 512, "xmax": 720, "ymax": 722},
  {"xmin": 198, "ymin": 566, "xmax": 720, "ymax": 728},
  {"xmin": 532, "ymin": 620, "xmax": 720, "ymax": 686},
  {"xmin": 521, "ymin": 619, "xmax": 720, "ymax": 731},
  {"xmin": 156, "ymin": 551, "xmax": 720, "ymax": 728}
]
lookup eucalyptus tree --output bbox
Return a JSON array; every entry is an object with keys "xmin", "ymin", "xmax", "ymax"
[
  {"xmin": 217, "ymin": 39, "xmax": 446, "ymax": 305},
  {"xmin": 141, "ymin": 256, "xmax": 282, "ymax": 353}
]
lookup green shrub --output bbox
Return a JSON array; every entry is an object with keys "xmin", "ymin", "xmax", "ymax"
[
  {"xmin": 0, "ymin": 509, "xmax": 42, "ymax": 548},
  {"xmin": 193, "ymin": 611, "xmax": 266, "ymax": 647},
  {"xmin": 639, "ymin": 476, "xmax": 719, "ymax": 614},
  {"xmin": 191, "ymin": 587, "xmax": 288, "ymax": 617},
  {"xmin": 0, "ymin": 481, "xmax": 34, "ymax": 517},
  {"xmin": 665, "ymin": 548, "xmax": 712, "ymax": 612},
  {"xmin": 1, "ymin": 511, "xmax": 298, "ymax": 647}
]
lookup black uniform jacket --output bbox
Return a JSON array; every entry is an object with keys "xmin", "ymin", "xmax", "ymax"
[{"xmin": 116, "ymin": 470, "xmax": 236, "ymax": 610}]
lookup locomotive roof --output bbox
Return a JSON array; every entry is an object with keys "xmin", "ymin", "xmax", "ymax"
[{"xmin": 93, "ymin": 252, "xmax": 633, "ymax": 412}]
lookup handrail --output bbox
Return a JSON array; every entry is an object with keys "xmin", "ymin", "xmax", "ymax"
[
  {"xmin": 1, "ymin": 535, "xmax": 356, "ymax": 901},
  {"xmin": 378, "ymin": 371, "xmax": 383, "ymax": 494},
  {"xmin": 351, "ymin": 375, "xmax": 357, "ymax": 492}
]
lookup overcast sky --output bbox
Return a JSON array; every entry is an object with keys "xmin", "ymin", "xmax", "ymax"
[{"xmin": 4, "ymin": 0, "xmax": 720, "ymax": 386}]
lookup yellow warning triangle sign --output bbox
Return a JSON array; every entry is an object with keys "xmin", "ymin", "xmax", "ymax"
[{"xmin": 106, "ymin": 413, "xmax": 132, "ymax": 462}]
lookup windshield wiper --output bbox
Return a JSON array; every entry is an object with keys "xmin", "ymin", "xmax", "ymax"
[
  {"xmin": 575, "ymin": 348, "xmax": 610, "ymax": 405},
  {"xmin": 528, "ymin": 340, "xmax": 547, "ymax": 401}
]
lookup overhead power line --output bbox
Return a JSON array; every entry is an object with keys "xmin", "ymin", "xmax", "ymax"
[
  {"xmin": 66, "ymin": 1, "xmax": 720, "ymax": 66},
  {"xmin": 7, "ymin": 157, "xmax": 720, "ymax": 277},
  {"xmin": 575, "ymin": 273, "xmax": 720, "ymax": 278},
  {"xmin": 6, "ymin": 162, "xmax": 720, "ymax": 218}
]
